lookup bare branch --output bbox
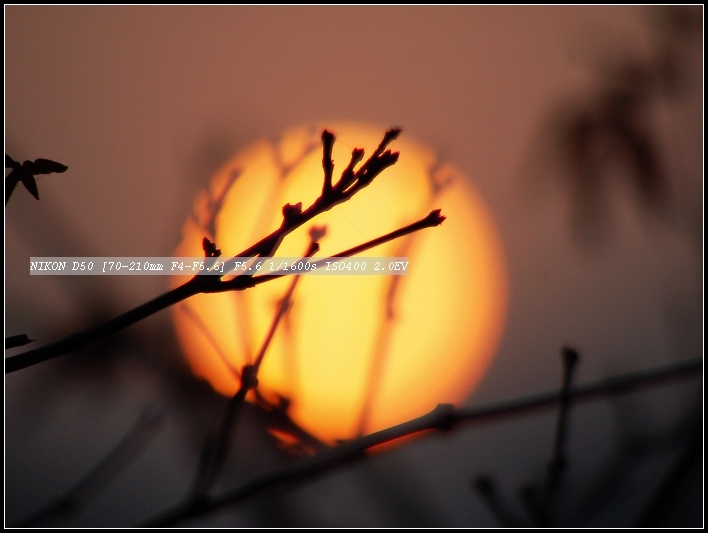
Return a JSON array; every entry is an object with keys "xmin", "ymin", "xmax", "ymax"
[
  {"xmin": 224, "ymin": 209, "xmax": 445, "ymax": 292},
  {"xmin": 144, "ymin": 357, "xmax": 701, "ymax": 526},
  {"xmin": 189, "ymin": 241, "xmax": 320, "ymax": 498},
  {"xmin": 5, "ymin": 129, "xmax": 440, "ymax": 374}
]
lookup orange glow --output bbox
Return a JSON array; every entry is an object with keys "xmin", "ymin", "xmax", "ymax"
[{"xmin": 172, "ymin": 123, "xmax": 508, "ymax": 443}]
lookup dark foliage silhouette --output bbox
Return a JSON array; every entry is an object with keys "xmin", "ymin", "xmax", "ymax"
[{"xmin": 5, "ymin": 154, "xmax": 68, "ymax": 204}]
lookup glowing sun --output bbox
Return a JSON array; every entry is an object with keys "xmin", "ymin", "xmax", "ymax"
[{"xmin": 172, "ymin": 122, "xmax": 508, "ymax": 443}]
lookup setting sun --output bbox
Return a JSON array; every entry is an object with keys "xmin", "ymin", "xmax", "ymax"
[{"xmin": 172, "ymin": 123, "xmax": 508, "ymax": 443}]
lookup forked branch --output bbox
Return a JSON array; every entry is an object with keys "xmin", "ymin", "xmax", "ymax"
[
  {"xmin": 144, "ymin": 357, "xmax": 702, "ymax": 526},
  {"xmin": 5, "ymin": 129, "xmax": 443, "ymax": 373}
]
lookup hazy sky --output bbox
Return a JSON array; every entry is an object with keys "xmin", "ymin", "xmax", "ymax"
[{"xmin": 5, "ymin": 6, "xmax": 702, "ymax": 526}]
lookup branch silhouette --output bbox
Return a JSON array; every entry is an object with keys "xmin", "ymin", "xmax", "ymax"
[
  {"xmin": 17, "ymin": 410, "xmax": 163, "ymax": 527},
  {"xmin": 5, "ymin": 333, "xmax": 34, "ymax": 349},
  {"xmin": 144, "ymin": 356, "xmax": 701, "ymax": 526},
  {"xmin": 475, "ymin": 346, "xmax": 580, "ymax": 526},
  {"xmin": 190, "ymin": 238, "xmax": 320, "ymax": 500},
  {"xmin": 5, "ymin": 129, "xmax": 444, "ymax": 374}
]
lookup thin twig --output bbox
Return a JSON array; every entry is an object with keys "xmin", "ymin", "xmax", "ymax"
[
  {"xmin": 5, "ymin": 280, "xmax": 199, "ymax": 373},
  {"xmin": 355, "ymin": 238, "xmax": 409, "ymax": 437},
  {"xmin": 473, "ymin": 476, "xmax": 524, "ymax": 527},
  {"xmin": 218, "ymin": 128, "xmax": 401, "ymax": 264},
  {"xmin": 240, "ymin": 209, "xmax": 446, "ymax": 291},
  {"xmin": 252, "ymin": 390, "xmax": 328, "ymax": 455},
  {"xmin": 549, "ymin": 347, "xmax": 579, "ymax": 478},
  {"xmin": 355, "ymin": 173, "xmax": 452, "ymax": 436},
  {"xmin": 518, "ymin": 483, "xmax": 542, "ymax": 526},
  {"xmin": 534, "ymin": 346, "xmax": 579, "ymax": 526},
  {"xmin": 144, "ymin": 357, "xmax": 701, "ymax": 526},
  {"xmin": 190, "ymin": 242, "xmax": 319, "ymax": 499},
  {"xmin": 5, "ymin": 129, "xmax": 445, "ymax": 374},
  {"xmin": 17, "ymin": 410, "xmax": 162, "ymax": 527},
  {"xmin": 5, "ymin": 333, "xmax": 33, "ymax": 349},
  {"xmin": 634, "ymin": 416, "xmax": 702, "ymax": 527},
  {"xmin": 178, "ymin": 303, "xmax": 241, "ymax": 378},
  {"xmin": 5, "ymin": 211, "xmax": 441, "ymax": 374}
]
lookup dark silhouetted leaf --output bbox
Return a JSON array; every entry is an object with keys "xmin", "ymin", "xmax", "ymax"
[
  {"xmin": 5, "ymin": 170, "xmax": 21, "ymax": 205},
  {"xmin": 5, "ymin": 155, "xmax": 68, "ymax": 204},
  {"xmin": 29, "ymin": 158, "xmax": 69, "ymax": 175},
  {"xmin": 21, "ymin": 171, "xmax": 40, "ymax": 200}
]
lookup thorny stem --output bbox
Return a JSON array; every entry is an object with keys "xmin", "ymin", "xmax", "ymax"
[
  {"xmin": 144, "ymin": 357, "xmax": 701, "ymax": 526},
  {"xmin": 5, "ymin": 129, "xmax": 443, "ymax": 374}
]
